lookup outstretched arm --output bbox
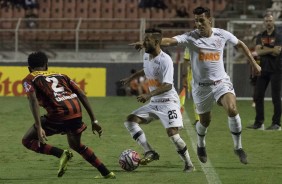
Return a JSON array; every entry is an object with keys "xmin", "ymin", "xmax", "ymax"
[
  {"xmin": 236, "ymin": 40, "xmax": 261, "ymax": 76},
  {"xmin": 120, "ymin": 69, "xmax": 145, "ymax": 86},
  {"xmin": 161, "ymin": 37, "xmax": 178, "ymax": 47},
  {"xmin": 75, "ymin": 88, "xmax": 102, "ymax": 137},
  {"xmin": 129, "ymin": 37, "xmax": 178, "ymax": 51}
]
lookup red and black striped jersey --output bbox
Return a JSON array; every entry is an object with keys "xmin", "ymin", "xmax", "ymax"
[{"xmin": 22, "ymin": 71, "xmax": 82, "ymax": 121}]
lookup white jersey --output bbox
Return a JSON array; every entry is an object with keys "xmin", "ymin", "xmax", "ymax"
[
  {"xmin": 173, "ymin": 28, "xmax": 238, "ymax": 85},
  {"xmin": 143, "ymin": 50, "xmax": 179, "ymax": 104}
]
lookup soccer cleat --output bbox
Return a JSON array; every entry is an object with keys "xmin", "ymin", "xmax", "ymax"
[
  {"xmin": 139, "ymin": 150, "xmax": 160, "ymax": 165},
  {"xmin": 265, "ymin": 124, "xmax": 281, "ymax": 131},
  {"xmin": 94, "ymin": 172, "xmax": 116, "ymax": 179},
  {"xmin": 246, "ymin": 123, "xmax": 264, "ymax": 130},
  {"xmin": 197, "ymin": 146, "xmax": 207, "ymax": 163},
  {"xmin": 58, "ymin": 150, "xmax": 73, "ymax": 177},
  {"xmin": 183, "ymin": 163, "xmax": 195, "ymax": 173},
  {"xmin": 234, "ymin": 148, "xmax": 248, "ymax": 164}
]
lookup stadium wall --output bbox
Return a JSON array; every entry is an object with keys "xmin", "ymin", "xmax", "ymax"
[{"xmin": 1, "ymin": 62, "xmax": 279, "ymax": 98}]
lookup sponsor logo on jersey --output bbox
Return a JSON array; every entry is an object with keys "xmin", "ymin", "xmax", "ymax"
[{"xmin": 199, "ymin": 50, "xmax": 220, "ymax": 62}]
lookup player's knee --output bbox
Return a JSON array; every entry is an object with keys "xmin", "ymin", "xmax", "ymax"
[
  {"xmin": 126, "ymin": 114, "xmax": 142, "ymax": 123},
  {"xmin": 166, "ymin": 127, "xmax": 178, "ymax": 137},
  {"xmin": 227, "ymin": 104, "xmax": 238, "ymax": 117}
]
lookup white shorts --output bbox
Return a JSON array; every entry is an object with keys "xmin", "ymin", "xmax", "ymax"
[
  {"xmin": 131, "ymin": 101, "xmax": 183, "ymax": 129},
  {"xmin": 192, "ymin": 77, "xmax": 236, "ymax": 114}
]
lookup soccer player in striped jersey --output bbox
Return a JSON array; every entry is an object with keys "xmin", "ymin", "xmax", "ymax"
[{"xmin": 21, "ymin": 51, "xmax": 115, "ymax": 179}]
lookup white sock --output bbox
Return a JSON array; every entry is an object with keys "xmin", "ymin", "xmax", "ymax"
[
  {"xmin": 170, "ymin": 134, "xmax": 193, "ymax": 166},
  {"xmin": 228, "ymin": 114, "xmax": 242, "ymax": 150},
  {"xmin": 124, "ymin": 121, "xmax": 152, "ymax": 152},
  {"xmin": 196, "ymin": 121, "xmax": 207, "ymax": 147}
]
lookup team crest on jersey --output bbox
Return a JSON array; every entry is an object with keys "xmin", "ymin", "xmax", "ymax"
[
  {"xmin": 214, "ymin": 39, "xmax": 222, "ymax": 48},
  {"xmin": 23, "ymin": 82, "xmax": 32, "ymax": 92}
]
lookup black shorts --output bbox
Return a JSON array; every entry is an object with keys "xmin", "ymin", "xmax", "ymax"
[{"xmin": 38, "ymin": 116, "xmax": 87, "ymax": 136}]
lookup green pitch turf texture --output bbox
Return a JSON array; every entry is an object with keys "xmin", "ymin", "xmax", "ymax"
[{"xmin": 0, "ymin": 96, "xmax": 281, "ymax": 184}]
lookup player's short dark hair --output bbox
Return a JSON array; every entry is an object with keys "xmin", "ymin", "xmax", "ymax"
[
  {"xmin": 145, "ymin": 28, "xmax": 162, "ymax": 34},
  {"xmin": 145, "ymin": 28, "xmax": 162, "ymax": 42},
  {"xmin": 28, "ymin": 51, "xmax": 48, "ymax": 69},
  {"xmin": 193, "ymin": 6, "xmax": 211, "ymax": 18}
]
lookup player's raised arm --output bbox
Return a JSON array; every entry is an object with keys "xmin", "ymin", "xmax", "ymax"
[{"xmin": 161, "ymin": 37, "xmax": 178, "ymax": 47}]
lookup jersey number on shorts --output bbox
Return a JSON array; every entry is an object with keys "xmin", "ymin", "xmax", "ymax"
[{"xmin": 168, "ymin": 110, "xmax": 177, "ymax": 120}]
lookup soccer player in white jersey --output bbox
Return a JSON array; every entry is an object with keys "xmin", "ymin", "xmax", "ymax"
[
  {"xmin": 131, "ymin": 7, "xmax": 261, "ymax": 165},
  {"xmin": 121, "ymin": 28, "xmax": 195, "ymax": 172}
]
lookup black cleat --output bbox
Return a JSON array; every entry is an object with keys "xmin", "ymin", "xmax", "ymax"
[
  {"xmin": 197, "ymin": 146, "xmax": 207, "ymax": 163},
  {"xmin": 139, "ymin": 150, "xmax": 160, "ymax": 165},
  {"xmin": 183, "ymin": 163, "xmax": 195, "ymax": 173},
  {"xmin": 234, "ymin": 148, "xmax": 248, "ymax": 164}
]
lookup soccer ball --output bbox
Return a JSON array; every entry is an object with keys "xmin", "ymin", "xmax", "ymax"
[{"xmin": 119, "ymin": 149, "xmax": 140, "ymax": 171}]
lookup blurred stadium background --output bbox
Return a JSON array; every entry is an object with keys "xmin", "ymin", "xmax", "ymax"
[{"xmin": 0, "ymin": 0, "xmax": 280, "ymax": 96}]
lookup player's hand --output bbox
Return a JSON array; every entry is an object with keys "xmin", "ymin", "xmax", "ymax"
[
  {"xmin": 37, "ymin": 127, "xmax": 47, "ymax": 147},
  {"xmin": 137, "ymin": 93, "xmax": 151, "ymax": 103},
  {"xmin": 91, "ymin": 121, "xmax": 103, "ymax": 137},
  {"xmin": 129, "ymin": 42, "xmax": 144, "ymax": 51},
  {"xmin": 120, "ymin": 77, "xmax": 131, "ymax": 86},
  {"xmin": 251, "ymin": 63, "xmax": 261, "ymax": 77}
]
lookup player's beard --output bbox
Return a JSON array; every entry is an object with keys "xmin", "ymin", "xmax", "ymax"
[{"xmin": 145, "ymin": 45, "xmax": 155, "ymax": 54}]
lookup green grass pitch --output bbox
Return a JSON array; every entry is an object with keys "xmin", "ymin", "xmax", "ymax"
[{"xmin": 0, "ymin": 96, "xmax": 281, "ymax": 184}]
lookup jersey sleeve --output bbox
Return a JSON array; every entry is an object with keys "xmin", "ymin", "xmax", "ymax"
[
  {"xmin": 161, "ymin": 55, "xmax": 174, "ymax": 85},
  {"xmin": 22, "ymin": 75, "xmax": 35, "ymax": 95},
  {"xmin": 173, "ymin": 32, "xmax": 191, "ymax": 44},
  {"xmin": 222, "ymin": 29, "xmax": 238, "ymax": 46}
]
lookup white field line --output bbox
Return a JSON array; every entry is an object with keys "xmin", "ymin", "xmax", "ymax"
[{"xmin": 182, "ymin": 111, "xmax": 222, "ymax": 184}]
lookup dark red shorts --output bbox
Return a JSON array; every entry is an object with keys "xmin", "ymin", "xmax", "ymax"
[{"xmin": 39, "ymin": 116, "xmax": 87, "ymax": 136}]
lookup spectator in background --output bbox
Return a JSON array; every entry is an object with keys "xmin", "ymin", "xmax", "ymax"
[
  {"xmin": 247, "ymin": 12, "xmax": 282, "ymax": 130},
  {"xmin": 24, "ymin": 0, "xmax": 39, "ymax": 28},
  {"xmin": 138, "ymin": 0, "xmax": 167, "ymax": 10},
  {"xmin": 125, "ymin": 69, "xmax": 149, "ymax": 96},
  {"xmin": 174, "ymin": 6, "xmax": 190, "ymax": 28}
]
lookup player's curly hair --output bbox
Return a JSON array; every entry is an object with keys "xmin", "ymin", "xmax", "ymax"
[
  {"xmin": 193, "ymin": 6, "xmax": 211, "ymax": 18},
  {"xmin": 28, "ymin": 51, "xmax": 48, "ymax": 69}
]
